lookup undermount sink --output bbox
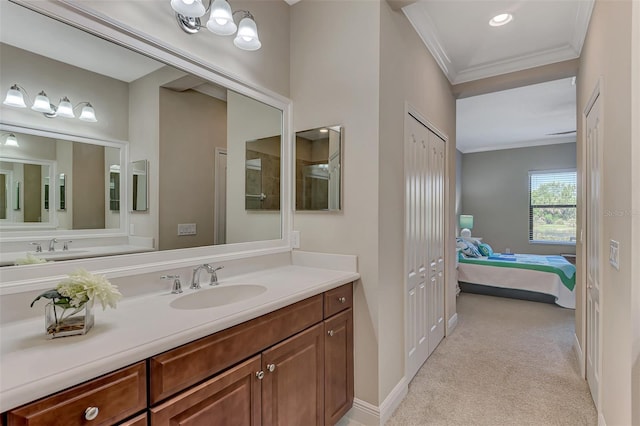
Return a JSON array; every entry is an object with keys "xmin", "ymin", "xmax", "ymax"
[{"xmin": 170, "ymin": 284, "xmax": 268, "ymax": 310}]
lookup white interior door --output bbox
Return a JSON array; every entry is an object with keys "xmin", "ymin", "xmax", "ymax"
[
  {"xmin": 428, "ymin": 131, "xmax": 445, "ymax": 354},
  {"xmin": 405, "ymin": 110, "xmax": 446, "ymax": 381},
  {"xmin": 585, "ymin": 89, "xmax": 602, "ymax": 409},
  {"xmin": 214, "ymin": 149, "xmax": 227, "ymax": 245}
]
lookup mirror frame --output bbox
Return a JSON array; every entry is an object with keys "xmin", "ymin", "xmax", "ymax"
[{"xmin": 0, "ymin": 0, "xmax": 292, "ymax": 289}]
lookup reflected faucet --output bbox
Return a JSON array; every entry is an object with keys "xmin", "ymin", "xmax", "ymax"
[
  {"xmin": 48, "ymin": 238, "xmax": 58, "ymax": 252},
  {"xmin": 191, "ymin": 264, "xmax": 224, "ymax": 289}
]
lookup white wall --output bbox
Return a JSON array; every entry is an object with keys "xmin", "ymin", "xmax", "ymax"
[
  {"xmin": 577, "ymin": 0, "xmax": 634, "ymax": 423},
  {"xmin": 291, "ymin": 0, "xmax": 382, "ymax": 406},
  {"xmin": 291, "ymin": 0, "xmax": 457, "ymax": 410},
  {"xmin": 226, "ymin": 91, "xmax": 282, "ymax": 244},
  {"xmin": 74, "ymin": 0, "xmax": 291, "ymax": 97}
]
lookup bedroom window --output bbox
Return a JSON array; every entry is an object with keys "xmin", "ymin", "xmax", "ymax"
[{"xmin": 529, "ymin": 170, "xmax": 577, "ymax": 244}]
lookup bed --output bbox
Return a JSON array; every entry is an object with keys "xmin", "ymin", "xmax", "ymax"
[{"xmin": 456, "ymin": 239, "xmax": 576, "ymax": 309}]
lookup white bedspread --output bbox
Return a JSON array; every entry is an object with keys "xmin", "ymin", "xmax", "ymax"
[{"xmin": 458, "ymin": 263, "xmax": 576, "ymax": 309}]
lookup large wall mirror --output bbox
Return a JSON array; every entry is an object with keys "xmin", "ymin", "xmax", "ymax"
[
  {"xmin": 295, "ymin": 126, "xmax": 342, "ymax": 211},
  {"xmin": 0, "ymin": 1, "xmax": 286, "ymax": 268}
]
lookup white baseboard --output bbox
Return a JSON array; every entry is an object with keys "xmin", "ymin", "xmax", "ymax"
[
  {"xmin": 346, "ymin": 377, "xmax": 409, "ymax": 425},
  {"xmin": 573, "ymin": 333, "xmax": 585, "ymax": 378},
  {"xmin": 598, "ymin": 411, "xmax": 606, "ymax": 426},
  {"xmin": 447, "ymin": 313, "xmax": 458, "ymax": 334}
]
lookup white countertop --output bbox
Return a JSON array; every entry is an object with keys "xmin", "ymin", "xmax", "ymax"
[{"xmin": 0, "ymin": 264, "xmax": 359, "ymax": 412}]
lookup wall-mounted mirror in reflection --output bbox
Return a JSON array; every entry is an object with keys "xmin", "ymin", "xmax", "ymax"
[
  {"xmin": 295, "ymin": 126, "xmax": 342, "ymax": 211},
  {"xmin": 245, "ymin": 137, "xmax": 281, "ymax": 210},
  {"xmin": 0, "ymin": 157, "xmax": 53, "ymax": 225},
  {"xmin": 58, "ymin": 173, "xmax": 66, "ymax": 211},
  {"xmin": 130, "ymin": 160, "xmax": 148, "ymax": 212}
]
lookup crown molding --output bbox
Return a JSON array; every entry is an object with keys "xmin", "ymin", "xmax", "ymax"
[
  {"xmin": 457, "ymin": 136, "xmax": 576, "ymax": 154},
  {"xmin": 403, "ymin": 0, "xmax": 594, "ymax": 85}
]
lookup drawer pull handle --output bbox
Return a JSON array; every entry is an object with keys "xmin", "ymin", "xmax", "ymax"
[
  {"xmin": 338, "ymin": 296, "xmax": 347, "ymax": 304},
  {"xmin": 256, "ymin": 371, "xmax": 265, "ymax": 380},
  {"xmin": 267, "ymin": 363, "xmax": 276, "ymax": 373},
  {"xmin": 328, "ymin": 330, "xmax": 334, "ymax": 337},
  {"xmin": 85, "ymin": 407, "xmax": 99, "ymax": 421}
]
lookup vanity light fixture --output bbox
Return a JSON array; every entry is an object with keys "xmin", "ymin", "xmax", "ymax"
[
  {"xmin": 2, "ymin": 84, "xmax": 98, "ymax": 122},
  {"xmin": 489, "ymin": 13, "xmax": 513, "ymax": 27},
  {"xmin": 171, "ymin": 0, "xmax": 262, "ymax": 51},
  {"xmin": 1, "ymin": 133, "xmax": 19, "ymax": 147}
]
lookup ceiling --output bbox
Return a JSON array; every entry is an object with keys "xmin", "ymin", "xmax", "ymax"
[
  {"xmin": 402, "ymin": 0, "xmax": 594, "ymax": 85},
  {"xmin": 401, "ymin": 0, "xmax": 593, "ymax": 153},
  {"xmin": 456, "ymin": 77, "xmax": 576, "ymax": 153}
]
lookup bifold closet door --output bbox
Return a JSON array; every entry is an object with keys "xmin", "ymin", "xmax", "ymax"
[{"xmin": 405, "ymin": 112, "xmax": 446, "ymax": 381}]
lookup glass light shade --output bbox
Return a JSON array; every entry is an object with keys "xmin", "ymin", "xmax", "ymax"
[
  {"xmin": 79, "ymin": 104, "xmax": 97, "ymax": 122},
  {"xmin": 233, "ymin": 17, "xmax": 261, "ymax": 51},
  {"xmin": 459, "ymin": 214, "xmax": 474, "ymax": 230},
  {"xmin": 3, "ymin": 85, "xmax": 26, "ymax": 108},
  {"xmin": 489, "ymin": 13, "xmax": 513, "ymax": 27},
  {"xmin": 170, "ymin": 0, "xmax": 206, "ymax": 18},
  {"xmin": 31, "ymin": 91, "xmax": 53, "ymax": 113},
  {"xmin": 5, "ymin": 134, "xmax": 19, "ymax": 147},
  {"xmin": 206, "ymin": 0, "xmax": 237, "ymax": 35},
  {"xmin": 56, "ymin": 97, "xmax": 75, "ymax": 118}
]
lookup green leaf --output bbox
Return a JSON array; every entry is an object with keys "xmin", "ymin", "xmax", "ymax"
[{"xmin": 30, "ymin": 289, "xmax": 63, "ymax": 307}]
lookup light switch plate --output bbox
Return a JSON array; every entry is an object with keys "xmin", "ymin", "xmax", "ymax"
[
  {"xmin": 291, "ymin": 230, "xmax": 300, "ymax": 249},
  {"xmin": 609, "ymin": 240, "xmax": 620, "ymax": 270},
  {"xmin": 178, "ymin": 223, "xmax": 197, "ymax": 236}
]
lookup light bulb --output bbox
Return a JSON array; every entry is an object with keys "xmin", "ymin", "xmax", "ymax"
[
  {"xmin": 170, "ymin": 0, "xmax": 205, "ymax": 18},
  {"xmin": 56, "ymin": 97, "xmax": 75, "ymax": 118},
  {"xmin": 31, "ymin": 91, "xmax": 53, "ymax": 113},
  {"xmin": 233, "ymin": 16, "xmax": 261, "ymax": 51},
  {"xmin": 206, "ymin": 0, "xmax": 237, "ymax": 35},
  {"xmin": 3, "ymin": 85, "xmax": 26, "ymax": 108},
  {"xmin": 5, "ymin": 133, "xmax": 19, "ymax": 147},
  {"xmin": 79, "ymin": 103, "xmax": 97, "ymax": 122}
]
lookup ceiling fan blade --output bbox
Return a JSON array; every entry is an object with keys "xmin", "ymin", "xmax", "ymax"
[{"xmin": 546, "ymin": 130, "xmax": 577, "ymax": 136}]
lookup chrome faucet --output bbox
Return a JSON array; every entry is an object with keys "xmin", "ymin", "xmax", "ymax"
[
  {"xmin": 191, "ymin": 264, "xmax": 224, "ymax": 289},
  {"xmin": 30, "ymin": 242, "xmax": 43, "ymax": 253},
  {"xmin": 48, "ymin": 238, "xmax": 58, "ymax": 252},
  {"xmin": 161, "ymin": 275, "xmax": 183, "ymax": 294}
]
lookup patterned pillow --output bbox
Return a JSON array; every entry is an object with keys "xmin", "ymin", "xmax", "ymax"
[
  {"xmin": 478, "ymin": 243, "xmax": 494, "ymax": 257},
  {"xmin": 456, "ymin": 238, "xmax": 481, "ymax": 258}
]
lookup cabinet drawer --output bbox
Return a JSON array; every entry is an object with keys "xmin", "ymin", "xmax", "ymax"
[
  {"xmin": 7, "ymin": 362, "xmax": 146, "ymax": 426},
  {"xmin": 323, "ymin": 283, "xmax": 353, "ymax": 318},
  {"xmin": 150, "ymin": 294, "xmax": 323, "ymax": 404},
  {"xmin": 118, "ymin": 412, "xmax": 147, "ymax": 426}
]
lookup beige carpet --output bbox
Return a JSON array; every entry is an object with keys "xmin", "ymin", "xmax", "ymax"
[{"xmin": 386, "ymin": 293, "xmax": 597, "ymax": 426}]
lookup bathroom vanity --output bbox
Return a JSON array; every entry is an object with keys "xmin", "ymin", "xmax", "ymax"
[{"xmin": 0, "ymin": 263, "xmax": 357, "ymax": 426}]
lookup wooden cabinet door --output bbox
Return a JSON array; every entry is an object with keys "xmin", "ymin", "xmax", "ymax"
[
  {"xmin": 261, "ymin": 323, "xmax": 324, "ymax": 426},
  {"xmin": 324, "ymin": 309, "xmax": 353, "ymax": 426},
  {"xmin": 150, "ymin": 355, "xmax": 262, "ymax": 426}
]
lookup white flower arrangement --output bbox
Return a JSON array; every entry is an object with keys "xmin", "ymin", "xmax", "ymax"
[
  {"xmin": 14, "ymin": 253, "xmax": 51, "ymax": 266},
  {"xmin": 31, "ymin": 268, "xmax": 123, "ymax": 311}
]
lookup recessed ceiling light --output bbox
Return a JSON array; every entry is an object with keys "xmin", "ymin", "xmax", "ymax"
[
  {"xmin": 489, "ymin": 13, "xmax": 513, "ymax": 27},
  {"xmin": 319, "ymin": 128, "xmax": 329, "ymax": 133}
]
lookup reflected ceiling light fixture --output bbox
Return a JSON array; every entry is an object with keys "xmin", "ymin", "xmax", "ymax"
[
  {"xmin": 489, "ymin": 13, "xmax": 513, "ymax": 27},
  {"xmin": 1, "ymin": 133, "xmax": 19, "ymax": 147},
  {"xmin": 2, "ymin": 83, "xmax": 98, "ymax": 122},
  {"xmin": 171, "ymin": 0, "xmax": 261, "ymax": 51}
]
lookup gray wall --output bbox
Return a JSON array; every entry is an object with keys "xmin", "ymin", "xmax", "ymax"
[{"xmin": 461, "ymin": 142, "xmax": 576, "ymax": 255}]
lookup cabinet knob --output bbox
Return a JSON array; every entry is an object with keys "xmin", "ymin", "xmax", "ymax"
[
  {"xmin": 327, "ymin": 330, "xmax": 334, "ymax": 337},
  {"xmin": 84, "ymin": 407, "xmax": 99, "ymax": 421},
  {"xmin": 267, "ymin": 363, "xmax": 276, "ymax": 372},
  {"xmin": 338, "ymin": 296, "xmax": 347, "ymax": 304},
  {"xmin": 256, "ymin": 371, "xmax": 265, "ymax": 380}
]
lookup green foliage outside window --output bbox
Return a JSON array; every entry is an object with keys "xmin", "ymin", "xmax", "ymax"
[{"xmin": 529, "ymin": 171, "xmax": 577, "ymax": 243}]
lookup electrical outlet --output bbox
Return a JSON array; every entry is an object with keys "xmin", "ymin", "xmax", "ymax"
[
  {"xmin": 178, "ymin": 223, "xmax": 197, "ymax": 236},
  {"xmin": 291, "ymin": 230, "xmax": 300, "ymax": 249},
  {"xmin": 609, "ymin": 240, "xmax": 620, "ymax": 270}
]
